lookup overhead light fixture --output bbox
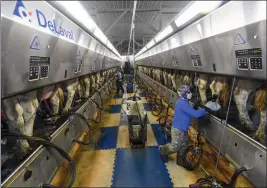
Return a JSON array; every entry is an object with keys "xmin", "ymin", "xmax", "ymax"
[
  {"xmin": 155, "ymin": 25, "xmax": 173, "ymax": 42},
  {"xmin": 94, "ymin": 27, "xmax": 108, "ymax": 45},
  {"xmin": 135, "ymin": 46, "xmax": 148, "ymax": 57},
  {"xmin": 146, "ymin": 40, "xmax": 155, "ymax": 49},
  {"xmin": 56, "ymin": 1, "xmax": 122, "ymax": 59},
  {"xmin": 199, "ymin": 1, "xmax": 223, "ymax": 13},
  {"xmin": 175, "ymin": 1, "xmax": 222, "ymax": 28},
  {"xmin": 107, "ymin": 41, "xmax": 113, "ymax": 50},
  {"xmin": 56, "ymin": 1, "xmax": 96, "ymax": 32}
]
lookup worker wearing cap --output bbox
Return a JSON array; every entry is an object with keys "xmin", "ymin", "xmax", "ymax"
[{"xmin": 159, "ymin": 84, "xmax": 207, "ymax": 167}]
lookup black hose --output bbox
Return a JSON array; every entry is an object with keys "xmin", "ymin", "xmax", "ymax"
[
  {"xmin": 70, "ymin": 113, "xmax": 94, "ymax": 147},
  {"xmin": 41, "ymin": 184, "xmax": 58, "ymax": 188},
  {"xmin": 96, "ymin": 82, "xmax": 108, "ymax": 97},
  {"xmin": 78, "ymin": 97, "xmax": 103, "ymax": 122},
  {"xmin": 191, "ymin": 167, "xmax": 247, "ymax": 188},
  {"xmin": 93, "ymin": 128, "xmax": 108, "ymax": 150},
  {"xmin": 72, "ymin": 139, "xmax": 91, "ymax": 146},
  {"xmin": 90, "ymin": 98, "xmax": 103, "ymax": 123},
  {"xmin": 46, "ymin": 80, "xmax": 111, "ymax": 148},
  {"xmin": 228, "ymin": 167, "xmax": 247, "ymax": 188},
  {"xmin": 151, "ymin": 103, "xmax": 164, "ymax": 116},
  {"xmin": 88, "ymin": 119, "xmax": 98, "ymax": 124},
  {"xmin": 69, "ymin": 104, "xmax": 107, "ymax": 149},
  {"xmin": 90, "ymin": 98, "xmax": 104, "ymax": 111},
  {"xmin": 44, "ymin": 111, "xmax": 94, "ymax": 148},
  {"xmin": 100, "ymin": 84, "xmax": 109, "ymax": 99},
  {"xmin": 1, "ymin": 132, "xmax": 76, "ymax": 188},
  {"xmin": 50, "ymin": 111, "xmax": 105, "ymax": 149}
]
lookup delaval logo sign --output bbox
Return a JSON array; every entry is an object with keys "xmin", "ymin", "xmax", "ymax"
[{"xmin": 13, "ymin": 0, "xmax": 74, "ymax": 40}]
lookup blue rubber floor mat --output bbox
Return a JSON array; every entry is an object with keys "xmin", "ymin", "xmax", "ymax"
[
  {"xmin": 112, "ymin": 147, "xmax": 173, "ymax": 187},
  {"xmin": 151, "ymin": 124, "xmax": 171, "ymax": 146},
  {"xmin": 114, "ymin": 94, "xmax": 123, "ymax": 99},
  {"xmin": 143, "ymin": 103, "xmax": 152, "ymax": 111},
  {"xmin": 110, "ymin": 105, "xmax": 122, "ymax": 113},
  {"xmin": 97, "ymin": 127, "xmax": 118, "ymax": 149}
]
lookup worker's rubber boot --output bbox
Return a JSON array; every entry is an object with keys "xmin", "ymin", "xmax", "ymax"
[
  {"xmin": 176, "ymin": 153, "xmax": 184, "ymax": 166},
  {"xmin": 159, "ymin": 146, "xmax": 169, "ymax": 163},
  {"xmin": 160, "ymin": 154, "xmax": 169, "ymax": 163}
]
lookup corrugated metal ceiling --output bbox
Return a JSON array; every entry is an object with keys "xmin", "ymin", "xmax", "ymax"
[{"xmin": 80, "ymin": 1, "xmax": 191, "ymax": 55}]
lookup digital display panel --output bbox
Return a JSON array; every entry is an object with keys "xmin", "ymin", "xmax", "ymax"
[
  {"xmin": 30, "ymin": 56, "xmax": 50, "ymax": 64},
  {"xmin": 191, "ymin": 55, "xmax": 200, "ymax": 59},
  {"xmin": 235, "ymin": 48, "xmax": 262, "ymax": 56}
]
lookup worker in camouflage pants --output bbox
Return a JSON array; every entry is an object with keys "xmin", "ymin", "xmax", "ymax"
[
  {"xmin": 160, "ymin": 128, "xmax": 189, "ymax": 165},
  {"xmin": 159, "ymin": 85, "xmax": 207, "ymax": 167}
]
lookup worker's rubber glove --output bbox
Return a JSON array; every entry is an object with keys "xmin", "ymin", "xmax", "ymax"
[
  {"xmin": 193, "ymin": 101, "xmax": 201, "ymax": 110},
  {"xmin": 202, "ymin": 105, "xmax": 214, "ymax": 114}
]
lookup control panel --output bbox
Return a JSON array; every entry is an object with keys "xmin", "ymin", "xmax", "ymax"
[
  {"xmin": 92, "ymin": 60, "xmax": 96, "ymax": 71},
  {"xmin": 29, "ymin": 66, "xmax": 39, "ymax": 81},
  {"xmin": 237, "ymin": 58, "xmax": 249, "ymax": 70},
  {"xmin": 191, "ymin": 55, "xmax": 202, "ymax": 67},
  {"xmin": 74, "ymin": 59, "xmax": 83, "ymax": 73},
  {"xmin": 161, "ymin": 55, "xmax": 166, "ymax": 66},
  {"xmin": 249, "ymin": 57, "xmax": 262, "ymax": 70},
  {"xmin": 172, "ymin": 56, "xmax": 178, "ymax": 67},
  {"xmin": 29, "ymin": 56, "xmax": 50, "ymax": 81},
  {"xmin": 40, "ymin": 65, "xmax": 49, "ymax": 79},
  {"xmin": 235, "ymin": 48, "xmax": 262, "ymax": 70}
]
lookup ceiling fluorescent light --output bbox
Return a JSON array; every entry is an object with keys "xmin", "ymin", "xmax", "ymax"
[
  {"xmin": 136, "ymin": 46, "xmax": 147, "ymax": 57},
  {"xmin": 146, "ymin": 40, "xmax": 155, "ymax": 49},
  {"xmin": 57, "ymin": 1, "xmax": 122, "ymax": 58},
  {"xmin": 56, "ymin": 1, "xmax": 96, "ymax": 32},
  {"xmin": 94, "ymin": 27, "xmax": 107, "ymax": 44},
  {"xmin": 107, "ymin": 41, "xmax": 113, "ymax": 50},
  {"xmin": 175, "ymin": 1, "xmax": 222, "ymax": 28},
  {"xmin": 155, "ymin": 25, "xmax": 173, "ymax": 42},
  {"xmin": 199, "ymin": 1, "xmax": 223, "ymax": 13}
]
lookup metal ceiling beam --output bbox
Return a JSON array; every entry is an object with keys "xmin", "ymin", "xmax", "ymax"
[
  {"xmin": 96, "ymin": 8, "xmax": 181, "ymax": 13},
  {"xmin": 120, "ymin": 45, "xmax": 128, "ymax": 51},
  {"xmin": 134, "ymin": 13, "xmax": 159, "ymax": 33},
  {"xmin": 98, "ymin": 8, "xmax": 158, "ymax": 12},
  {"xmin": 94, "ymin": 1, "xmax": 102, "ymax": 9},
  {"xmin": 116, "ymin": 39, "xmax": 125, "ymax": 47},
  {"xmin": 104, "ymin": 10, "xmax": 128, "ymax": 34},
  {"xmin": 134, "ymin": 40, "xmax": 142, "ymax": 47}
]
